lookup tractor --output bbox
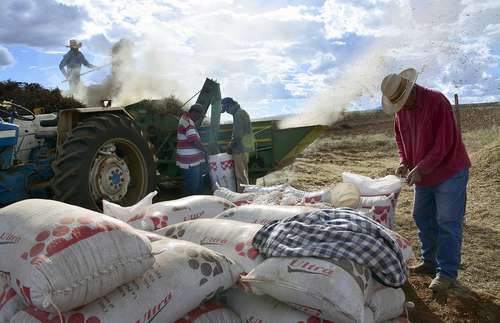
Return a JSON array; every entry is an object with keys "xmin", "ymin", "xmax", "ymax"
[{"xmin": 0, "ymin": 79, "xmax": 326, "ymax": 210}]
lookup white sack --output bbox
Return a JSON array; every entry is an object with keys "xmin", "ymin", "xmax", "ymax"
[
  {"xmin": 366, "ymin": 281, "xmax": 405, "ymax": 323},
  {"xmin": 208, "ymin": 153, "xmax": 237, "ymax": 192},
  {"xmin": 342, "ymin": 172, "xmax": 402, "ymax": 196},
  {"xmin": 174, "ymin": 300, "xmax": 241, "ymax": 323},
  {"xmin": 214, "ymin": 187, "xmax": 282, "ymax": 206},
  {"xmin": 12, "ymin": 239, "xmax": 239, "ymax": 323},
  {"xmin": 123, "ymin": 196, "xmax": 234, "ymax": 231},
  {"xmin": 156, "ymin": 219, "xmax": 264, "ymax": 274},
  {"xmin": 242, "ymin": 184, "xmax": 288, "ymax": 193},
  {"xmin": 102, "ymin": 191, "xmax": 158, "ymax": 222},
  {"xmin": 0, "ymin": 199, "xmax": 154, "ymax": 312},
  {"xmin": 359, "ymin": 194, "xmax": 397, "ymax": 228},
  {"xmin": 215, "ymin": 205, "xmax": 315, "ymax": 225},
  {"xmin": 223, "ymin": 288, "xmax": 337, "ymax": 323},
  {"xmin": 281, "ymin": 183, "xmax": 360, "ymax": 208},
  {"xmin": 242, "ymin": 257, "xmax": 372, "ymax": 323}
]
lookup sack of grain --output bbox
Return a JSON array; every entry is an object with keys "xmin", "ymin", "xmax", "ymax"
[
  {"xmin": 122, "ymin": 196, "xmax": 234, "ymax": 231},
  {"xmin": 281, "ymin": 186, "xmax": 330, "ymax": 205},
  {"xmin": 342, "ymin": 172, "xmax": 402, "ymax": 196},
  {"xmin": 214, "ymin": 187, "xmax": 257, "ymax": 206},
  {"xmin": 242, "ymin": 184, "xmax": 288, "ymax": 193},
  {"xmin": 281, "ymin": 183, "xmax": 360, "ymax": 208},
  {"xmin": 156, "ymin": 219, "xmax": 264, "ymax": 274},
  {"xmin": 11, "ymin": 239, "xmax": 239, "ymax": 323},
  {"xmin": 0, "ymin": 274, "xmax": 26, "ymax": 323},
  {"xmin": 0, "ymin": 199, "xmax": 154, "ymax": 312},
  {"xmin": 385, "ymin": 231, "xmax": 413, "ymax": 264},
  {"xmin": 175, "ymin": 300, "xmax": 241, "ymax": 323},
  {"xmin": 241, "ymin": 257, "xmax": 372, "ymax": 322},
  {"xmin": 359, "ymin": 194, "xmax": 397, "ymax": 228},
  {"xmin": 365, "ymin": 280, "xmax": 405, "ymax": 323},
  {"xmin": 222, "ymin": 288, "xmax": 341, "ymax": 323},
  {"xmin": 215, "ymin": 205, "xmax": 315, "ymax": 225},
  {"xmin": 102, "ymin": 191, "xmax": 158, "ymax": 222}
]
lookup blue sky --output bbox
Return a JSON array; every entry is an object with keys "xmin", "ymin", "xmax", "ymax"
[{"xmin": 1, "ymin": 0, "xmax": 499, "ymax": 121}]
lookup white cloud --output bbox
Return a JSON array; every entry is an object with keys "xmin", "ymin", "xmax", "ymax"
[
  {"xmin": 2, "ymin": 0, "xmax": 500, "ymax": 116},
  {"xmin": 0, "ymin": 46, "xmax": 15, "ymax": 68},
  {"xmin": 0, "ymin": 0, "xmax": 87, "ymax": 49}
]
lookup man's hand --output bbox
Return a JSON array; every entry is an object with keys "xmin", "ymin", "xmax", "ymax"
[
  {"xmin": 395, "ymin": 164, "xmax": 409, "ymax": 178},
  {"xmin": 406, "ymin": 167, "xmax": 422, "ymax": 186}
]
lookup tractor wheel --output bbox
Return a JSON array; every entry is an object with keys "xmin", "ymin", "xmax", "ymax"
[{"xmin": 51, "ymin": 114, "xmax": 156, "ymax": 211}]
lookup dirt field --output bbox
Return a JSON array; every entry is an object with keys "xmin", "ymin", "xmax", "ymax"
[{"xmin": 272, "ymin": 105, "xmax": 500, "ymax": 322}]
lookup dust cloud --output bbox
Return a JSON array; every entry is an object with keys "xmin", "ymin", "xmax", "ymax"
[
  {"xmin": 72, "ymin": 38, "xmax": 185, "ymax": 107},
  {"xmin": 279, "ymin": 43, "xmax": 391, "ymax": 129},
  {"xmin": 278, "ymin": 1, "xmax": 485, "ymax": 129}
]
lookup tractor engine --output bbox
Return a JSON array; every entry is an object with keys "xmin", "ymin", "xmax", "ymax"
[
  {"xmin": 0, "ymin": 103, "xmax": 57, "ymax": 206},
  {"xmin": 0, "ymin": 119, "xmax": 18, "ymax": 170}
]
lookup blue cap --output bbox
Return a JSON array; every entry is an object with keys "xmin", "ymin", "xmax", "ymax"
[{"xmin": 221, "ymin": 97, "xmax": 234, "ymax": 112}]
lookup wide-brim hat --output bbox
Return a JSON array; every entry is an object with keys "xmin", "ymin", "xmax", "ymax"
[
  {"xmin": 66, "ymin": 39, "xmax": 82, "ymax": 48},
  {"xmin": 381, "ymin": 68, "xmax": 418, "ymax": 115}
]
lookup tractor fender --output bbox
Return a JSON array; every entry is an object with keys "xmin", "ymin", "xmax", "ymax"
[{"xmin": 56, "ymin": 107, "xmax": 133, "ymax": 154}]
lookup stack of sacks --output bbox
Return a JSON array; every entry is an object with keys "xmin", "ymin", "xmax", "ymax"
[
  {"xmin": 0, "ymin": 199, "xmax": 154, "ymax": 315},
  {"xmin": 12, "ymin": 239, "xmax": 240, "ymax": 323},
  {"xmin": 343, "ymin": 172, "xmax": 403, "ymax": 229},
  {"xmin": 158, "ymin": 207, "xmax": 412, "ymax": 323},
  {"xmin": 215, "ymin": 172, "xmax": 403, "ymax": 229},
  {"xmin": 103, "ymin": 195, "xmax": 234, "ymax": 231},
  {"xmin": 1, "ymin": 199, "xmax": 240, "ymax": 323}
]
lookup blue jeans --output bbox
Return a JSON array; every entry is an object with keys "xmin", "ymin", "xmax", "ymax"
[
  {"xmin": 183, "ymin": 164, "xmax": 204, "ymax": 195},
  {"xmin": 413, "ymin": 168, "xmax": 469, "ymax": 279}
]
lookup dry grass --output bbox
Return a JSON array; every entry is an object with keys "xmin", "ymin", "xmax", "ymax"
[{"xmin": 271, "ymin": 106, "xmax": 500, "ymax": 322}]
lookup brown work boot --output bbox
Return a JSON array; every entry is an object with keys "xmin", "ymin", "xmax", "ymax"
[
  {"xmin": 429, "ymin": 274, "xmax": 456, "ymax": 292},
  {"xmin": 409, "ymin": 262, "xmax": 436, "ymax": 276}
]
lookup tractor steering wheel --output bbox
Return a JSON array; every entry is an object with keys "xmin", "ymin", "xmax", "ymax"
[{"xmin": 0, "ymin": 102, "xmax": 36, "ymax": 121}]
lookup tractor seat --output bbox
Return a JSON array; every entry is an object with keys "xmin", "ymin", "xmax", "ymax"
[
  {"xmin": 40, "ymin": 118, "xmax": 58, "ymax": 127},
  {"xmin": 34, "ymin": 131, "xmax": 57, "ymax": 139}
]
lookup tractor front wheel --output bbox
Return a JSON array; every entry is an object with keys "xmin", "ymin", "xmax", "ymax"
[{"xmin": 51, "ymin": 114, "xmax": 156, "ymax": 211}]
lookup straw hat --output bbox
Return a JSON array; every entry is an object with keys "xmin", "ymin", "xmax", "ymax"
[
  {"xmin": 66, "ymin": 39, "xmax": 82, "ymax": 49},
  {"xmin": 381, "ymin": 68, "xmax": 418, "ymax": 114}
]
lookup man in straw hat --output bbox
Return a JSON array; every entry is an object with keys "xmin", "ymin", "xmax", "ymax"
[
  {"xmin": 59, "ymin": 39, "xmax": 97, "ymax": 93},
  {"xmin": 381, "ymin": 68, "xmax": 471, "ymax": 292}
]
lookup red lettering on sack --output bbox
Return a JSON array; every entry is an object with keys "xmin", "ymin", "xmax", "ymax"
[
  {"xmin": 128, "ymin": 213, "xmax": 146, "ymax": 222},
  {"xmin": 287, "ymin": 259, "xmax": 336, "ymax": 277},
  {"xmin": 174, "ymin": 301, "xmax": 223, "ymax": 323},
  {"xmin": 200, "ymin": 237, "xmax": 228, "ymax": 246},
  {"xmin": 183, "ymin": 211, "xmax": 204, "ymax": 221},
  {"xmin": 0, "ymin": 232, "xmax": 21, "ymax": 244},
  {"xmin": 136, "ymin": 292, "xmax": 173, "ymax": 323}
]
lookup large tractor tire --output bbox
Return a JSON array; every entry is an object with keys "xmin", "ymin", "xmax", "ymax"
[{"xmin": 51, "ymin": 114, "xmax": 156, "ymax": 211}]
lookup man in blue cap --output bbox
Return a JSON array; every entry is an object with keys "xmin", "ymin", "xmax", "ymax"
[{"xmin": 221, "ymin": 97, "xmax": 255, "ymax": 192}]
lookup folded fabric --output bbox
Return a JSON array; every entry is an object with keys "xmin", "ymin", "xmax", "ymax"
[{"xmin": 252, "ymin": 208, "xmax": 406, "ymax": 287}]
